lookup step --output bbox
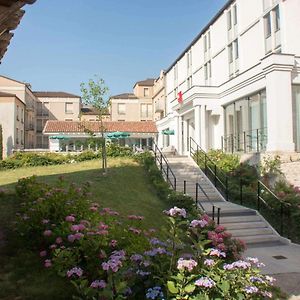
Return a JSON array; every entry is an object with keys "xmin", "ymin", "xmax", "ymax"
[
  {"xmin": 240, "ymin": 234, "xmax": 280, "ymax": 245},
  {"xmin": 207, "ymin": 209, "xmax": 256, "ymax": 217},
  {"xmin": 224, "ymin": 221, "xmax": 268, "ymax": 230},
  {"xmin": 229, "ymin": 228, "xmax": 273, "ymax": 237},
  {"xmin": 220, "ymin": 215, "xmax": 262, "ymax": 224}
]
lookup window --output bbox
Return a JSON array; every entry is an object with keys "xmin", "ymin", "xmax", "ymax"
[
  {"xmin": 144, "ymin": 88, "xmax": 149, "ymax": 97},
  {"xmin": 208, "ymin": 31, "xmax": 211, "ymax": 49},
  {"xmin": 16, "ymin": 105, "xmax": 19, "ymax": 121},
  {"xmin": 140, "ymin": 104, "xmax": 152, "ymax": 119},
  {"xmin": 204, "ymin": 35, "xmax": 208, "ymax": 52},
  {"xmin": 187, "ymin": 76, "xmax": 192, "ymax": 89},
  {"xmin": 16, "ymin": 128, "xmax": 19, "ymax": 144},
  {"xmin": 117, "ymin": 103, "xmax": 126, "ymax": 115},
  {"xmin": 174, "ymin": 64, "xmax": 178, "ymax": 82},
  {"xmin": 274, "ymin": 5, "xmax": 280, "ymax": 31},
  {"xmin": 233, "ymin": 5, "xmax": 238, "ymax": 25},
  {"xmin": 21, "ymin": 108, "xmax": 24, "ymax": 123},
  {"xmin": 118, "ymin": 119, "xmax": 125, "ymax": 122},
  {"xmin": 65, "ymin": 102, "xmax": 73, "ymax": 114},
  {"xmin": 234, "ymin": 39, "xmax": 239, "ymax": 59},
  {"xmin": 174, "ymin": 87, "xmax": 178, "ymax": 100},
  {"xmin": 227, "ymin": 10, "xmax": 232, "ymax": 30},
  {"xmin": 65, "ymin": 119, "xmax": 73, "ymax": 121},
  {"xmin": 264, "ymin": 13, "xmax": 272, "ymax": 37},
  {"xmin": 21, "ymin": 130, "xmax": 24, "ymax": 145},
  {"xmin": 37, "ymin": 120, "xmax": 43, "ymax": 132},
  {"xmin": 204, "ymin": 61, "xmax": 211, "ymax": 81},
  {"xmin": 228, "ymin": 44, "xmax": 233, "ymax": 63}
]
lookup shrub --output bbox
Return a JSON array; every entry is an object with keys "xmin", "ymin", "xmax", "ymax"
[
  {"xmin": 207, "ymin": 150, "xmax": 240, "ymax": 173},
  {"xmin": 75, "ymin": 150, "xmax": 100, "ymax": 162},
  {"xmin": 14, "ymin": 177, "xmax": 280, "ymax": 299},
  {"xmin": 0, "ymin": 124, "xmax": 3, "ymax": 161},
  {"xmin": 106, "ymin": 143, "xmax": 133, "ymax": 157}
]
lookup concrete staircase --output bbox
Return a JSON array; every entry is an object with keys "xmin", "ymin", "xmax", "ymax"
[{"xmin": 162, "ymin": 154, "xmax": 288, "ymax": 248}]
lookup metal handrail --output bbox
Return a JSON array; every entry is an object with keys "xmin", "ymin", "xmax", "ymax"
[
  {"xmin": 153, "ymin": 142, "xmax": 177, "ymax": 190},
  {"xmin": 195, "ymin": 182, "xmax": 221, "ymax": 225},
  {"xmin": 189, "ymin": 136, "xmax": 292, "ymax": 239}
]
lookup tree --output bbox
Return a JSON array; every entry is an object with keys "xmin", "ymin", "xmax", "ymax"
[
  {"xmin": 80, "ymin": 76, "xmax": 109, "ymax": 174},
  {"xmin": 0, "ymin": 124, "xmax": 2, "ymax": 160}
]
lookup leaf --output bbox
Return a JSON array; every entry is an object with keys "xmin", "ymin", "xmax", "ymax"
[
  {"xmin": 184, "ymin": 284, "xmax": 195, "ymax": 293},
  {"xmin": 167, "ymin": 281, "xmax": 179, "ymax": 294},
  {"xmin": 219, "ymin": 280, "xmax": 230, "ymax": 293}
]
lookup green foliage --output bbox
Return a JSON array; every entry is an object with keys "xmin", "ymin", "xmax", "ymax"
[
  {"xmin": 260, "ymin": 155, "xmax": 282, "ymax": 177},
  {"xmin": 0, "ymin": 146, "xmax": 133, "ymax": 171},
  {"xmin": 106, "ymin": 143, "xmax": 133, "ymax": 157},
  {"xmin": 207, "ymin": 150, "xmax": 240, "ymax": 173}
]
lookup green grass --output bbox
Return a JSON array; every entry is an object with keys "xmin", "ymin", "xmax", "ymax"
[{"xmin": 0, "ymin": 157, "xmax": 168, "ymax": 299}]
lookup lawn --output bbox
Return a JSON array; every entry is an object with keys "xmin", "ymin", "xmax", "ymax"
[{"xmin": 0, "ymin": 157, "xmax": 168, "ymax": 299}]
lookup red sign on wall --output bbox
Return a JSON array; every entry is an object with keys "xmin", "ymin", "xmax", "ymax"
[{"xmin": 177, "ymin": 91, "xmax": 183, "ymax": 104}]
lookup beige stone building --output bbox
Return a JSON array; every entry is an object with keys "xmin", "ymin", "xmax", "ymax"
[
  {"xmin": 153, "ymin": 70, "xmax": 166, "ymax": 121},
  {"xmin": 33, "ymin": 91, "xmax": 81, "ymax": 149},
  {"xmin": 0, "ymin": 76, "xmax": 36, "ymax": 150},
  {"xmin": 110, "ymin": 79, "xmax": 154, "ymax": 122},
  {"xmin": 0, "ymin": 91, "xmax": 25, "ymax": 157}
]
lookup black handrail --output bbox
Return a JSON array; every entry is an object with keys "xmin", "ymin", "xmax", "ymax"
[
  {"xmin": 189, "ymin": 136, "xmax": 292, "ymax": 240},
  {"xmin": 196, "ymin": 182, "xmax": 221, "ymax": 225},
  {"xmin": 153, "ymin": 142, "xmax": 177, "ymax": 190}
]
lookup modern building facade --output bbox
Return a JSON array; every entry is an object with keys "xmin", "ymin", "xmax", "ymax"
[
  {"xmin": 110, "ymin": 79, "xmax": 154, "ymax": 122},
  {"xmin": 156, "ymin": 0, "xmax": 300, "ymax": 157}
]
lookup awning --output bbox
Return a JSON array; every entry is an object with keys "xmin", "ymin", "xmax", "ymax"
[
  {"xmin": 107, "ymin": 131, "xmax": 131, "ymax": 139},
  {"xmin": 162, "ymin": 129, "xmax": 175, "ymax": 135},
  {"xmin": 49, "ymin": 136, "xmax": 68, "ymax": 140}
]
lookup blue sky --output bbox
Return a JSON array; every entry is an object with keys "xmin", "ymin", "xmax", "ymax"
[{"xmin": 1, "ymin": 0, "xmax": 227, "ymax": 97}]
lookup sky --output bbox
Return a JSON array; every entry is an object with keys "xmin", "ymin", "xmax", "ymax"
[{"xmin": 0, "ymin": 0, "xmax": 227, "ymax": 97}]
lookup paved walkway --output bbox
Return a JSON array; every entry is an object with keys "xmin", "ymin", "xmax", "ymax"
[{"xmin": 244, "ymin": 240, "xmax": 300, "ymax": 296}]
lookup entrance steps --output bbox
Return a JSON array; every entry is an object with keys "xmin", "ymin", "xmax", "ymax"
[{"xmin": 160, "ymin": 154, "xmax": 288, "ymax": 248}]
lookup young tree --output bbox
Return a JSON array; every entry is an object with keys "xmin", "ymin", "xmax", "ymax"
[{"xmin": 80, "ymin": 76, "xmax": 109, "ymax": 174}]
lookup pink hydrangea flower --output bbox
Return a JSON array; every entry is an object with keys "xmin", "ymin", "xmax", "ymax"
[
  {"xmin": 40, "ymin": 250, "xmax": 47, "ymax": 257},
  {"xmin": 164, "ymin": 207, "xmax": 186, "ymax": 218},
  {"xmin": 190, "ymin": 219, "xmax": 208, "ymax": 228},
  {"xmin": 110, "ymin": 240, "xmax": 118, "ymax": 247},
  {"xmin": 43, "ymin": 230, "xmax": 52, "ymax": 237},
  {"xmin": 56, "ymin": 237, "xmax": 63, "ymax": 244},
  {"xmin": 67, "ymin": 267, "xmax": 83, "ymax": 278},
  {"xmin": 65, "ymin": 215, "xmax": 75, "ymax": 222},
  {"xmin": 177, "ymin": 258, "xmax": 198, "ymax": 272},
  {"xmin": 44, "ymin": 259, "xmax": 52, "ymax": 268}
]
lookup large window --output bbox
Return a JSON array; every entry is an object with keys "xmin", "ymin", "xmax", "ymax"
[{"xmin": 224, "ymin": 90, "xmax": 267, "ymax": 152}]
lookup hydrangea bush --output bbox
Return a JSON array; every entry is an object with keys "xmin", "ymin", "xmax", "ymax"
[{"xmin": 15, "ymin": 176, "xmax": 280, "ymax": 299}]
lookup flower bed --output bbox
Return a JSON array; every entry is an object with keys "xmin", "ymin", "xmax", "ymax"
[{"xmin": 13, "ymin": 175, "xmax": 281, "ymax": 299}]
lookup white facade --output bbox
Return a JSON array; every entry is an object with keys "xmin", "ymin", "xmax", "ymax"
[{"xmin": 157, "ymin": 0, "xmax": 300, "ymax": 155}]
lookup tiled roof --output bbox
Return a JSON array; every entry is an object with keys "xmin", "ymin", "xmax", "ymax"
[
  {"xmin": 110, "ymin": 93, "xmax": 138, "ymax": 99},
  {"xmin": 33, "ymin": 91, "xmax": 81, "ymax": 98},
  {"xmin": 44, "ymin": 121, "xmax": 158, "ymax": 134},
  {"xmin": 133, "ymin": 78, "xmax": 155, "ymax": 88}
]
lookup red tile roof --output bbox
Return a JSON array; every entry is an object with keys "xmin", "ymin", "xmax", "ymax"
[{"xmin": 44, "ymin": 121, "xmax": 158, "ymax": 134}]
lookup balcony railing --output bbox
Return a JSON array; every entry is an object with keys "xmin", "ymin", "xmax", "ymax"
[{"xmin": 221, "ymin": 127, "xmax": 267, "ymax": 153}]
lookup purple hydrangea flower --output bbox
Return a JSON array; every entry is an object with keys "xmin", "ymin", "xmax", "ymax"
[
  {"xmin": 204, "ymin": 259, "xmax": 215, "ymax": 267},
  {"xmin": 146, "ymin": 286, "xmax": 164, "ymax": 299},
  {"xmin": 209, "ymin": 248, "xmax": 226, "ymax": 258},
  {"xmin": 67, "ymin": 267, "xmax": 83, "ymax": 278},
  {"xmin": 244, "ymin": 286, "xmax": 259, "ymax": 294},
  {"xmin": 164, "ymin": 207, "xmax": 186, "ymax": 218},
  {"xmin": 190, "ymin": 219, "xmax": 208, "ymax": 228},
  {"xmin": 90, "ymin": 280, "xmax": 106, "ymax": 289}
]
